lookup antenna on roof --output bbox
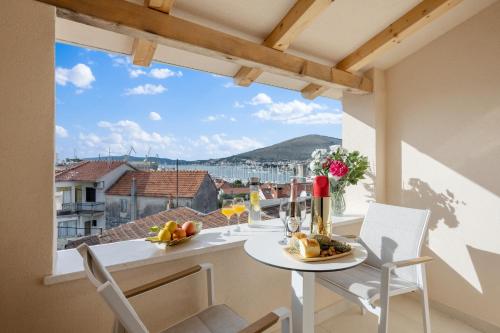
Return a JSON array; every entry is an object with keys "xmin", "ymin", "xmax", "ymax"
[
  {"xmin": 108, "ymin": 147, "xmax": 112, "ymax": 167},
  {"xmin": 124, "ymin": 146, "xmax": 136, "ymax": 162}
]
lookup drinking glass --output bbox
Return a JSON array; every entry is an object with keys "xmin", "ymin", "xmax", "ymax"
[
  {"xmin": 298, "ymin": 197, "xmax": 308, "ymax": 230},
  {"xmin": 232, "ymin": 197, "xmax": 246, "ymax": 232},
  {"xmin": 279, "ymin": 198, "xmax": 289, "ymax": 244},
  {"xmin": 221, "ymin": 199, "xmax": 234, "ymax": 235}
]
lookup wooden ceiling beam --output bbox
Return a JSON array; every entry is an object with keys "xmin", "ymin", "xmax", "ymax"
[
  {"xmin": 38, "ymin": 0, "xmax": 372, "ymax": 93},
  {"xmin": 301, "ymin": 0, "xmax": 462, "ymax": 99},
  {"xmin": 132, "ymin": 0, "xmax": 175, "ymax": 67},
  {"xmin": 234, "ymin": 0, "xmax": 333, "ymax": 87},
  {"xmin": 337, "ymin": 0, "xmax": 462, "ymax": 72}
]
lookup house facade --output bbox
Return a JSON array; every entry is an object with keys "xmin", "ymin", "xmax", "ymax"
[
  {"xmin": 55, "ymin": 161, "xmax": 135, "ymax": 242},
  {"xmin": 105, "ymin": 170, "xmax": 218, "ymax": 227}
]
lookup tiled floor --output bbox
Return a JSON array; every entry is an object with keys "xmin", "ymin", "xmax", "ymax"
[{"xmin": 316, "ymin": 296, "xmax": 481, "ymax": 333}]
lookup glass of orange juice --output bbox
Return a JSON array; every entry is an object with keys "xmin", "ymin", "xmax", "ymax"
[
  {"xmin": 221, "ymin": 199, "xmax": 235, "ymax": 235},
  {"xmin": 232, "ymin": 197, "xmax": 246, "ymax": 232}
]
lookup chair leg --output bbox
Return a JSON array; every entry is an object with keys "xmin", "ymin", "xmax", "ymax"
[
  {"xmin": 420, "ymin": 265, "xmax": 431, "ymax": 333},
  {"xmin": 378, "ymin": 266, "xmax": 391, "ymax": 333},
  {"xmin": 112, "ymin": 319, "xmax": 125, "ymax": 333},
  {"xmin": 360, "ymin": 305, "xmax": 366, "ymax": 315}
]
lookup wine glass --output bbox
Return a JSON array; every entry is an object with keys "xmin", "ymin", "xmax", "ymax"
[
  {"xmin": 298, "ymin": 197, "xmax": 308, "ymax": 231},
  {"xmin": 232, "ymin": 197, "xmax": 246, "ymax": 232},
  {"xmin": 279, "ymin": 198, "xmax": 289, "ymax": 244},
  {"xmin": 221, "ymin": 199, "xmax": 234, "ymax": 235}
]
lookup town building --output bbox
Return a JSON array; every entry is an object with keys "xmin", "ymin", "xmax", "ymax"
[
  {"xmin": 105, "ymin": 170, "xmax": 218, "ymax": 226},
  {"xmin": 55, "ymin": 161, "xmax": 135, "ymax": 243}
]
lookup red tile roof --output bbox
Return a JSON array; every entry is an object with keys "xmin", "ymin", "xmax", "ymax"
[
  {"xmin": 65, "ymin": 206, "xmax": 274, "ymax": 249},
  {"xmin": 222, "ymin": 187, "xmax": 250, "ymax": 195},
  {"xmin": 55, "ymin": 161, "xmax": 129, "ymax": 182},
  {"xmin": 106, "ymin": 170, "xmax": 211, "ymax": 198}
]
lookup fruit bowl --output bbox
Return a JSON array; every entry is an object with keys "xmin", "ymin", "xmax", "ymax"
[{"xmin": 146, "ymin": 221, "xmax": 202, "ymax": 246}]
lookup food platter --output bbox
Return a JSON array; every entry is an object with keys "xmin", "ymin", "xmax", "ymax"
[
  {"xmin": 145, "ymin": 220, "xmax": 202, "ymax": 247},
  {"xmin": 283, "ymin": 246, "xmax": 352, "ymax": 262},
  {"xmin": 146, "ymin": 233, "xmax": 198, "ymax": 246}
]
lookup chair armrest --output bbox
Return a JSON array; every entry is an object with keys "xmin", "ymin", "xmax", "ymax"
[
  {"xmin": 382, "ymin": 256, "xmax": 433, "ymax": 270},
  {"xmin": 238, "ymin": 307, "xmax": 291, "ymax": 333},
  {"xmin": 123, "ymin": 264, "xmax": 202, "ymax": 298},
  {"xmin": 340, "ymin": 234, "xmax": 359, "ymax": 240}
]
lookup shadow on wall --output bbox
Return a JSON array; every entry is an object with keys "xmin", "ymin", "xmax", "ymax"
[
  {"xmin": 402, "ymin": 178, "xmax": 465, "ymax": 231},
  {"xmin": 362, "ymin": 170, "xmax": 376, "ymax": 202}
]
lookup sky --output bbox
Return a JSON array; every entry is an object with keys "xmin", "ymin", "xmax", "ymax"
[{"xmin": 55, "ymin": 42, "xmax": 343, "ymax": 161}]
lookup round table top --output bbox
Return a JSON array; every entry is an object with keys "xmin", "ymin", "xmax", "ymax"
[{"xmin": 244, "ymin": 233, "xmax": 368, "ymax": 272}]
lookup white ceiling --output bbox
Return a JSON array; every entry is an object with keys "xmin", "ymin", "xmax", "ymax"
[{"xmin": 55, "ymin": 0, "xmax": 498, "ymax": 100}]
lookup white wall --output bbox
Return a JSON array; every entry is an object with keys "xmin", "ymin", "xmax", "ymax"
[
  {"xmin": 385, "ymin": 2, "xmax": 500, "ymax": 328},
  {"xmin": 342, "ymin": 68, "xmax": 386, "ymax": 213}
]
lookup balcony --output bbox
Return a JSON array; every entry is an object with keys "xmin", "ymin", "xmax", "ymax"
[
  {"xmin": 57, "ymin": 202, "xmax": 105, "ymax": 216},
  {"xmin": 57, "ymin": 226, "xmax": 103, "ymax": 238}
]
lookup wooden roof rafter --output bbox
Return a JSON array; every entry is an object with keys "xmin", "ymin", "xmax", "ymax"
[
  {"xmin": 132, "ymin": 0, "xmax": 175, "ymax": 67},
  {"xmin": 37, "ymin": 0, "xmax": 373, "ymax": 94},
  {"xmin": 301, "ymin": 0, "xmax": 463, "ymax": 99},
  {"xmin": 234, "ymin": 0, "xmax": 334, "ymax": 87}
]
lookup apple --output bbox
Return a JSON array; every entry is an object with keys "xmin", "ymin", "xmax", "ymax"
[
  {"xmin": 173, "ymin": 228, "xmax": 187, "ymax": 240},
  {"xmin": 182, "ymin": 221, "xmax": 197, "ymax": 236}
]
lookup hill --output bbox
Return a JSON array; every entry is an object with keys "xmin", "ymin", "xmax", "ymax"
[
  {"xmin": 221, "ymin": 134, "xmax": 341, "ymax": 162},
  {"xmin": 82, "ymin": 135, "xmax": 341, "ymax": 164}
]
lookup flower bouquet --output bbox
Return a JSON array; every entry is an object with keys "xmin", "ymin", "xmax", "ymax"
[{"xmin": 309, "ymin": 145, "xmax": 369, "ymax": 215}]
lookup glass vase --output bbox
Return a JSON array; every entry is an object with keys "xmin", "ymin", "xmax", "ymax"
[{"xmin": 331, "ymin": 190, "xmax": 346, "ymax": 216}]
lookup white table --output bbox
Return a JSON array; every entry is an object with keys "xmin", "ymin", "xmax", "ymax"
[{"xmin": 244, "ymin": 233, "xmax": 368, "ymax": 333}]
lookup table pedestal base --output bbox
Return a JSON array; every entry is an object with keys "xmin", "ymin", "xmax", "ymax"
[{"xmin": 291, "ymin": 271, "xmax": 315, "ymax": 333}]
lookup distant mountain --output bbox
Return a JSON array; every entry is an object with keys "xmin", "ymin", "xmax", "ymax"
[
  {"xmin": 82, "ymin": 135, "xmax": 341, "ymax": 164},
  {"xmin": 220, "ymin": 135, "xmax": 341, "ymax": 162},
  {"xmin": 83, "ymin": 155, "xmax": 187, "ymax": 165}
]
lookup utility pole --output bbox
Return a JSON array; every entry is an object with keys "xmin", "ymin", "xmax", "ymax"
[{"xmin": 176, "ymin": 158, "xmax": 179, "ymax": 208}]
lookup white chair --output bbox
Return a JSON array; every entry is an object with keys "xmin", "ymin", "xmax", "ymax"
[
  {"xmin": 77, "ymin": 244, "xmax": 292, "ymax": 333},
  {"xmin": 316, "ymin": 203, "xmax": 433, "ymax": 333}
]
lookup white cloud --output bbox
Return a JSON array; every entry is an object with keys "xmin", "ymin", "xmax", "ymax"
[
  {"xmin": 79, "ymin": 132, "xmax": 102, "ymax": 147},
  {"xmin": 149, "ymin": 68, "xmax": 183, "ymax": 79},
  {"xmin": 202, "ymin": 114, "xmax": 236, "ymax": 122},
  {"xmin": 223, "ymin": 81, "xmax": 240, "ymax": 88},
  {"xmin": 124, "ymin": 84, "xmax": 167, "ymax": 95},
  {"xmin": 129, "ymin": 67, "xmax": 182, "ymax": 79},
  {"xmin": 129, "ymin": 69, "xmax": 146, "ymax": 78},
  {"xmin": 233, "ymin": 101, "xmax": 245, "ymax": 108},
  {"xmin": 148, "ymin": 112, "xmax": 162, "ymax": 121},
  {"xmin": 252, "ymin": 99, "xmax": 341, "ymax": 125},
  {"xmin": 55, "ymin": 125, "xmax": 68, "ymax": 138},
  {"xmin": 211, "ymin": 73, "xmax": 223, "ymax": 78},
  {"xmin": 285, "ymin": 113, "xmax": 342, "ymax": 125},
  {"xmin": 249, "ymin": 93, "xmax": 272, "ymax": 105},
  {"xmin": 190, "ymin": 134, "xmax": 262, "ymax": 158},
  {"xmin": 78, "ymin": 120, "xmax": 176, "ymax": 156},
  {"xmin": 109, "ymin": 54, "xmax": 130, "ymax": 67},
  {"xmin": 55, "ymin": 63, "xmax": 95, "ymax": 89}
]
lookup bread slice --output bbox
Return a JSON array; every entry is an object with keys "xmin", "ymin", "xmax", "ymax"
[{"xmin": 298, "ymin": 238, "xmax": 320, "ymax": 258}]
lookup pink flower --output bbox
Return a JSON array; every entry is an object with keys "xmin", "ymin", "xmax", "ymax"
[{"xmin": 329, "ymin": 160, "xmax": 349, "ymax": 180}]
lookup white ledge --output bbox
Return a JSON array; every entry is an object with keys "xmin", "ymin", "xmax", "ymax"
[{"xmin": 45, "ymin": 215, "xmax": 363, "ymax": 285}]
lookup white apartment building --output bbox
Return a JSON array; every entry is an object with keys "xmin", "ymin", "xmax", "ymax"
[{"xmin": 55, "ymin": 161, "xmax": 135, "ymax": 244}]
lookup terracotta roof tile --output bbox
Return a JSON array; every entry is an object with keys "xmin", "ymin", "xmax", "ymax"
[
  {"xmin": 222, "ymin": 187, "xmax": 250, "ymax": 195},
  {"xmin": 65, "ymin": 206, "xmax": 274, "ymax": 249},
  {"xmin": 55, "ymin": 161, "xmax": 129, "ymax": 182},
  {"xmin": 106, "ymin": 170, "xmax": 210, "ymax": 198}
]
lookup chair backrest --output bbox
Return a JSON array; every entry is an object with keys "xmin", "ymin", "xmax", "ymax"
[
  {"xmin": 359, "ymin": 203, "xmax": 430, "ymax": 285},
  {"xmin": 77, "ymin": 244, "xmax": 149, "ymax": 333}
]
